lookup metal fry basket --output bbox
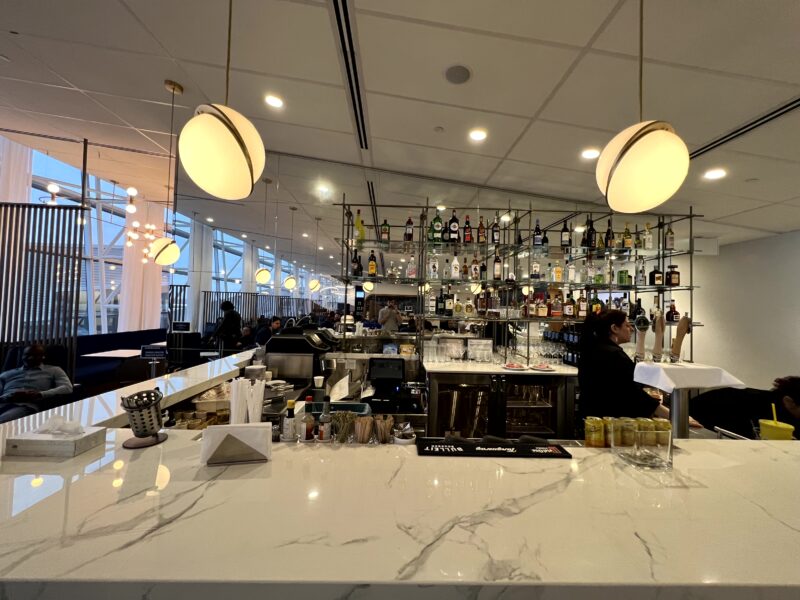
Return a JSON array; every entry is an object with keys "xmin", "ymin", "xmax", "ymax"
[{"xmin": 121, "ymin": 388, "xmax": 168, "ymax": 449}]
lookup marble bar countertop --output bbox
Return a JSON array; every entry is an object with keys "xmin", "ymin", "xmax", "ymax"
[
  {"xmin": 1, "ymin": 431, "xmax": 798, "ymax": 599},
  {"xmin": 425, "ymin": 358, "xmax": 578, "ymax": 376},
  {"xmin": 0, "ymin": 351, "xmax": 253, "ymax": 441}
]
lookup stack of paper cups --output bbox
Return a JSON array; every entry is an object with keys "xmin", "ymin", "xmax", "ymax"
[{"xmin": 248, "ymin": 380, "xmax": 265, "ymax": 423}]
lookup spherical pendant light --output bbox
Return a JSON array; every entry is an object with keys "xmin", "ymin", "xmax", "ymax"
[
  {"xmin": 595, "ymin": 120, "xmax": 689, "ymax": 213},
  {"xmin": 148, "ymin": 237, "xmax": 181, "ymax": 266},
  {"xmin": 362, "ymin": 281, "xmax": 374, "ymax": 292},
  {"xmin": 283, "ymin": 275, "xmax": 297, "ymax": 291},
  {"xmin": 255, "ymin": 268, "xmax": 271, "ymax": 285},
  {"xmin": 178, "ymin": 104, "xmax": 265, "ymax": 201},
  {"xmin": 470, "ymin": 282, "xmax": 482, "ymax": 295},
  {"xmin": 309, "ymin": 278, "xmax": 321, "ymax": 292}
]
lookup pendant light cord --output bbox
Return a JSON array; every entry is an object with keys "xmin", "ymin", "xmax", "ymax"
[
  {"xmin": 639, "ymin": 0, "xmax": 644, "ymax": 122},
  {"xmin": 167, "ymin": 86, "xmax": 177, "ymax": 237},
  {"xmin": 225, "ymin": 0, "xmax": 233, "ymax": 105}
]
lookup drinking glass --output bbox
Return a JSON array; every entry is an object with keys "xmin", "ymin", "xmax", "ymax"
[{"xmin": 621, "ymin": 430, "xmax": 672, "ymax": 470}]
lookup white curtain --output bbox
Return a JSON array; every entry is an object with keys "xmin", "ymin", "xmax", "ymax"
[
  {"xmin": 188, "ymin": 221, "xmax": 214, "ymax": 330},
  {"xmin": 118, "ymin": 201, "xmax": 164, "ymax": 331},
  {"xmin": 242, "ymin": 242, "xmax": 257, "ymax": 294},
  {"xmin": 0, "ymin": 136, "xmax": 33, "ymax": 203}
]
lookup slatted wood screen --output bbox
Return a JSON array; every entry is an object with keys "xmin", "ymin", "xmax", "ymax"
[
  {"xmin": 201, "ymin": 291, "xmax": 313, "ymax": 327},
  {"xmin": 168, "ymin": 284, "xmax": 188, "ymax": 324},
  {"xmin": 0, "ymin": 203, "xmax": 84, "ymax": 376}
]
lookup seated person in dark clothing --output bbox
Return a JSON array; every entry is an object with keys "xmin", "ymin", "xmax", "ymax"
[
  {"xmin": 213, "ymin": 301, "xmax": 242, "ymax": 349},
  {"xmin": 255, "ymin": 316, "xmax": 282, "ymax": 346},
  {"xmin": 0, "ymin": 344, "xmax": 73, "ymax": 423},
  {"xmin": 578, "ymin": 310, "xmax": 667, "ymax": 419},
  {"xmin": 691, "ymin": 377, "xmax": 800, "ymax": 439},
  {"xmin": 239, "ymin": 326, "xmax": 256, "ymax": 348}
]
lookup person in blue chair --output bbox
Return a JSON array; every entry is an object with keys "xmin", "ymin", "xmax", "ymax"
[{"xmin": 0, "ymin": 344, "xmax": 73, "ymax": 423}]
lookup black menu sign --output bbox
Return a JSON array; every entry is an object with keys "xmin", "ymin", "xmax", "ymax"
[{"xmin": 415, "ymin": 438, "xmax": 571, "ymax": 459}]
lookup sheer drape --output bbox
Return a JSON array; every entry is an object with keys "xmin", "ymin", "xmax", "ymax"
[{"xmin": 0, "ymin": 136, "xmax": 33, "ymax": 204}]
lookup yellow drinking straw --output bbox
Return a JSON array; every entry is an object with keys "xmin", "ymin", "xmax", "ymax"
[{"xmin": 771, "ymin": 403, "xmax": 778, "ymax": 424}]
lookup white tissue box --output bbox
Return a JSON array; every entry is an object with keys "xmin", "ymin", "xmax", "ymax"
[
  {"xmin": 4, "ymin": 427, "xmax": 107, "ymax": 458},
  {"xmin": 200, "ymin": 423, "xmax": 272, "ymax": 466}
]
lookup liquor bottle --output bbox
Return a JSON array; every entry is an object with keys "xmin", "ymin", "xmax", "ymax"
[
  {"xmin": 454, "ymin": 295, "xmax": 464, "ymax": 317},
  {"xmin": 551, "ymin": 293, "xmax": 563, "ymax": 318},
  {"xmin": 648, "ymin": 265, "xmax": 663, "ymax": 286},
  {"xmin": 431, "ymin": 210, "xmax": 443, "ymax": 242},
  {"xmin": 533, "ymin": 218, "xmax": 543, "ymax": 247},
  {"xmin": 604, "ymin": 219, "xmax": 614, "ymax": 249},
  {"xmin": 587, "ymin": 218, "xmax": 597, "ymax": 248},
  {"xmin": 436, "ymin": 288, "xmax": 445, "ymax": 316},
  {"xmin": 380, "ymin": 219, "xmax": 390, "ymax": 242},
  {"xmin": 441, "ymin": 215, "xmax": 450, "ymax": 243},
  {"xmin": 623, "ymin": 223, "xmax": 633, "ymax": 249},
  {"xmin": 318, "ymin": 399, "xmax": 331, "ymax": 442},
  {"xmin": 355, "ymin": 209, "xmax": 366, "ymax": 248},
  {"xmin": 388, "ymin": 260, "xmax": 397, "ymax": 279},
  {"xmin": 530, "ymin": 257, "xmax": 541, "ymax": 280},
  {"xmin": 477, "ymin": 216, "xmax": 487, "ymax": 244},
  {"xmin": 451, "ymin": 254, "xmax": 460, "ymax": 280},
  {"xmin": 546, "ymin": 262, "xmax": 552, "ymax": 282},
  {"xmin": 541, "ymin": 230, "xmax": 549, "ymax": 255},
  {"xmin": 596, "ymin": 233, "xmax": 605, "ymax": 251},
  {"xmin": 470, "ymin": 254, "xmax": 480, "ymax": 280},
  {"xmin": 636, "ymin": 258, "xmax": 646, "ymax": 285},
  {"xmin": 567, "ymin": 259, "xmax": 576, "ymax": 283},
  {"xmin": 552, "ymin": 260, "xmax": 564, "ymax": 283},
  {"xmin": 461, "ymin": 255, "xmax": 468, "ymax": 278},
  {"xmin": 406, "ymin": 256, "xmax": 417, "ymax": 279},
  {"xmin": 491, "ymin": 212, "xmax": 501, "ymax": 244},
  {"xmin": 643, "ymin": 222, "xmax": 654, "ymax": 250},
  {"xmin": 428, "ymin": 291, "xmax": 436, "ymax": 315},
  {"xmin": 620, "ymin": 292, "xmax": 630, "ymax": 315},
  {"xmin": 404, "ymin": 216, "xmax": 414, "ymax": 242},
  {"xmin": 632, "ymin": 297, "xmax": 644, "ymax": 319},
  {"xmin": 537, "ymin": 295, "xmax": 549, "ymax": 318},
  {"xmin": 666, "ymin": 265, "xmax": 680, "ymax": 286},
  {"xmin": 577, "ymin": 289, "xmax": 588, "ymax": 318},
  {"xmin": 282, "ymin": 399, "xmax": 296, "ymax": 441},
  {"xmin": 368, "ymin": 250, "xmax": 377, "ymax": 277},
  {"xmin": 563, "ymin": 292, "xmax": 576, "ymax": 319},
  {"xmin": 634, "ymin": 225, "xmax": 642, "ymax": 249},
  {"xmin": 444, "ymin": 259, "xmax": 450, "ymax": 280},
  {"xmin": 350, "ymin": 250, "xmax": 359, "ymax": 276},
  {"xmin": 428, "ymin": 255, "xmax": 439, "ymax": 279},
  {"xmin": 445, "ymin": 285, "xmax": 454, "ymax": 317},
  {"xmin": 580, "ymin": 224, "xmax": 588, "ymax": 248},
  {"xmin": 448, "ymin": 210, "xmax": 460, "ymax": 244},
  {"xmin": 463, "ymin": 215, "xmax": 473, "ymax": 244},
  {"xmin": 587, "ymin": 259, "xmax": 597, "ymax": 283},
  {"xmin": 579, "ymin": 259, "xmax": 588, "ymax": 284},
  {"xmin": 493, "ymin": 251, "xmax": 502, "ymax": 280},
  {"xmin": 356, "ymin": 255, "xmax": 363, "ymax": 276},
  {"xmin": 650, "ymin": 295, "xmax": 662, "ymax": 331},
  {"xmin": 590, "ymin": 291, "xmax": 604, "ymax": 314},
  {"xmin": 480, "ymin": 261, "xmax": 487, "ymax": 280},
  {"xmin": 301, "ymin": 396, "xmax": 316, "ymax": 441},
  {"xmin": 604, "ymin": 257, "xmax": 614, "ymax": 285},
  {"xmin": 464, "ymin": 298, "xmax": 475, "ymax": 316},
  {"xmin": 561, "ymin": 221, "xmax": 571, "ymax": 249},
  {"xmin": 666, "ymin": 300, "xmax": 680, "ymax": 322},
  {"xmin": 665, "ymin": 223, "xmax": 675, "ymax": 250}
]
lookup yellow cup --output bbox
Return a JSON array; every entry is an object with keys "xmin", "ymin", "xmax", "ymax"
[{"xmin": 759, "ymin": 419, "xmax": 795, "ymax": 440}]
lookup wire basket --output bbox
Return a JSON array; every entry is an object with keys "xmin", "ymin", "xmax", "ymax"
[{"xmin": 120, "ymin": 388, "xmax": 168, "ymax": 449}]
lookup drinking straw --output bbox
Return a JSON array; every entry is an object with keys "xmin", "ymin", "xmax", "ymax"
[{"xmin": 771, "ymin": 403, "xmax": 778, "ymax": 424}]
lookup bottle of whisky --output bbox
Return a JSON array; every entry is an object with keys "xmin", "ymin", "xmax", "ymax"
[
  {"xmin": 461, "ymin": 255, "xmax": 468, "ymax": 279},
  {"xmin": 561, "ymin": 221, "xmax": 571, "ymax": 248},
  {"xmin": 666, "ymin": 265, "xmax": 680, "ymax": 286},
  {"xmin": 350, "ymin": 250, "xmax": 359, "ymax": 276},
  {"xmin": 463, "ymin": 215, "xmax": 473, "ymax": 244},
  {"xmin": 665, "ymin": 223, "xmax": 675, "ymax": 250},
  {"xmin": 428, "ymin": 255, "xmax": 439, "ymax": 279},
  {"xmin": 563, "ymin": 292, "xmax": 576, "ymax": 319},
  {"xmin": 533, "ymin": 218, "xmax": 543, "ymax": 248},
  {"xmin": 643, "ymin": 222, "xmax": 654, "ymax": 250},
  {"xmin": 649, "ymin": 265, "xmax": 664, "ymax": 286},
  {"xmin": 404, "ymin": 216, "xmax": 414, "ymax": 242},
  {"xmin": 552, "ymin": 260, "xmax": 564, "ymax": 283},
  {"xmin": 431, "ymin": 209, "xmax": 443, "ymax": 242},
  {"xmin": 541, "ymin": 230, "xmax": 549, "ymax": 255},
  {"xmin": 493, "ymin": 251, "xmax": 502, "ymax": 280},
  {"xmin": 445, "ymin": 285, "xmax": 454, "ymax": 317},
  {"xmin": 491, "ymin": 212, "xmax": 501, "ymax": 244},
  {"xmin": 537, "ymin": 295, "xmax": 549, "ymax": 318},
  {"xmin": 368, "ymin": 250, "xmax": 377, "ymax": 277},
  {"xmin": 666, "ymin": 300, "xmax": 680, "ymax": 322},
  {"xmin": 477, "ymin": 216, "xmax": 487, "ymax": 244},
  {"xmin": 530, "ymin": 257, "xmax": 541, "ymax": 280},
  {"xmin": 480, "ymin": 261, "xmax": 487, "ymax": 280},
  {"xmin": 623, "ymin": 223, "xmax": 633, "ymax": 249},
  {"xmin": 590, "ymin": 291, "xmax": 604, "ymax": 314},
  {"xmin": 551, "ymin": 293, "xmax": 563, "ymax": 318},
  {"xmin": 587, "ymin": 218, "xmax": 597, "ymax": 249},
  {"xmin": 577, "ymin": 289, "xmax": 588, "ymax": 318},
  {"xmin": 380, "ymin": 219, "xmax": 390, "ymax": 242},
  {"xmin": 451, "ymin": 254, "xmax": 460, "ymax": 280},
  {"xmin": 436, "ymin": 288, "xmax": 445, "ymax": 316},
  {"xmin": 470, "ymin": 254, "xmax": 480, "ymax": 280},
  {"xmin": 604, "ymin": 219, "xmax": 614, "ymax": 249},
  {"xmin": 448, "ymin": 210, "xmax": 460, "ymax": 244}
]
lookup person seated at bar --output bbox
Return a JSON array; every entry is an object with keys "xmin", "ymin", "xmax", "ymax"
[
  {"xmin": 238, "ymin": 326, "xmax": 256, "ymax": 348},
  {"xmin": 690, "ymin": 376, "xmax": 800, "ymax": 439},
  {"xmin": 0, "ymin": 344, "xmax": 73, "ymax": 423},
  {"xmin": 213, "ymin": 300, "xmax": 242, "ymax": 350},
  {"xmin": 578, "ymin": 310, "xmax": 669, "ymax": 419},
  {"xmin": 256, "ymin": 316, "xmax": 281, "ymax": 345}
]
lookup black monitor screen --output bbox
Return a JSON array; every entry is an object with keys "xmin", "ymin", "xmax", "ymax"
[{"xmin": 368, "ymin": 357, "xmax": 405, "ymax": 382}]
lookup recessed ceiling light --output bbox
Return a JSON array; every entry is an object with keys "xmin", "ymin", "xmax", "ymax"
[
  {"xmin": 302, "ymin": 233, "xmax": 308, "ymax": 238},
  {"xmin": 500, "ymin": 213, "xmax": 511, "ymax": 223},
  {"xmin": 574, "ymin": 225, "xmax": 586, "ymax": 233},
  {"xmin": 581, "ymin": 148, "xmax": 601, "ymax": 160},
  {"xmin": 400, "ymin": 258, "xmax": 406, "ymax": 263},
  {"xmin": 329, "ymin": 255, "xmax": 334, "ymax": 259},
  {"xmin": 318, "ymin": 246, "xmax": 324, "ymax": 250},
  {"xmin": 702, "ymin": 168, "xmax": 727, "ymax": 180},
  {"xmin": 206, "ymin": 217, "xmax": 214, "ymax": 223},
  {"xmin": 469, "ymin": 128, "xmax": 487, "ymax": 142},
  {"xmin": 445, "ymin": 64, "xmax": 472, "ymax": 85},
  {"xmin": 265, "ymin": 94, "xmax": 284, "ymax": 108},
  {"xmin": 241, "ymin": 233, "xmax": 247, "ymax": 238},
  {"xmin": 336, "ymin": 262, "xmax": 341, "ymax": 265},
  {"xmin": 436, "ymin": 204, "xmax": 446, "ymax": 211},
  {"xmin": 265, "ymin": 245, "xmax": 270, "ymax": 249}
]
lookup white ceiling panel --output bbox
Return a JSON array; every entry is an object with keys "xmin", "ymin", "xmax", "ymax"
[
  {"xmin": 721, "ymin": 110, "xmax": 800, "ymax": 164},
  {"xmin": 715, "ymin": 203, "xmax": 800, "ymax": 233},
  {"xmin": 24, "ymin": 114, "xmax": 167, "ymax": 154},
  {"xmin": 86, "ymin": 93, "xmax": 194, "ymax": 135},
  {"xmin": 366, "ymin": 93, "xmax": 528, "ymax": 157},
  {"xmin": 686, "ymin": 220, "xmax": 775, "ymax": 246},
  {"xmin": 357, "ymin": 13, "xmax": 579, "ymax": 116},
  {"xmin": 487, "ymin": 159, "xmax": 602, "ymax": 202},
  {"xmin": 179, "ymin": 62, "xmax": 353, "ymax": 133},
  {"xmin": 371, "ymin": 139, "xmax": 500, "ymax": 183},
  {"xmin": 0, "ymin": 0, "xmax": 161, "ymax": 54},
  {"xmin": 252, "ymin": 118, "xmax": 361, "ymax": 164},
  {"xmin": 355, "ymin": 0, "xmax": 618, "ymax": 47},
  {"xmin": 593, "ymin": 0, "xmax": 800, "ymax": 84},
  {"xmin": 0, "ymin": 79, "xmax": 124, "ymax": 124},
  {"xmin": 541, "ymin": 52, "xmax": 799, "ymax": 146},
  {"xmin": 0, "ymin": 35, "xmax": 64, "ymax": 85},
  {"xmin": 783, "ymin": 196, "xmax": 800, "ymax": 208},
  {"xmin": 126, "ymin": 0, "xmax": 343, "ymax": 85},
  {"xmin": 508, "ymin": 120, "xmax": 613, "ymax": 171},
  {"xmin": 685, "ymin": 150, "xmax": 800, "ymax": 203},
  {"xmin": 12, "ymin": 36, "xmax": 207, "ymax": 105},
  {"xmin": 661, "ymin": 188, "xmax": 771, "ymax": 222}
]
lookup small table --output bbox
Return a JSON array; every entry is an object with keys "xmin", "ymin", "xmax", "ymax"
[
  {"xmin": 82, "ymin": 349, "xmax": 142, "ymax": 359},
  {"xmin": 634, "ymin": 362, "xmax": 745, "ymax": 438}
]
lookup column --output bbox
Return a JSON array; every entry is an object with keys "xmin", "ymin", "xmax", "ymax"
[{"xmin": 188, "ymin": 221, "xmax": 214, "ymax": 330}]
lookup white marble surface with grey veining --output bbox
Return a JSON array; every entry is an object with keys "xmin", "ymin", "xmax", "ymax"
[{"xmin": 0, "ymin": 430, "xmax": 798, "ymax": 599}]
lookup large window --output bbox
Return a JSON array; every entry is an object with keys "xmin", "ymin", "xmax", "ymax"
[{"xmin": 212, "ymin": 230, "xmax": 244, "ymax": 292}]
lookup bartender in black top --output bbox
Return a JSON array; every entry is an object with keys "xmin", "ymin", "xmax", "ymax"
[{"xmin": 578, "ymin": 309, "xmax": 668, "ymax": 419}]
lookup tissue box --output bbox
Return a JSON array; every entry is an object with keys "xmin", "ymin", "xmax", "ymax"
[
  {"xmin": 200, "ymin": 423, "xmax": 272, "ymax": 466},
  {"xmin": 5, "ymin": 427, "xmax": 107, "ymax": 458}
]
